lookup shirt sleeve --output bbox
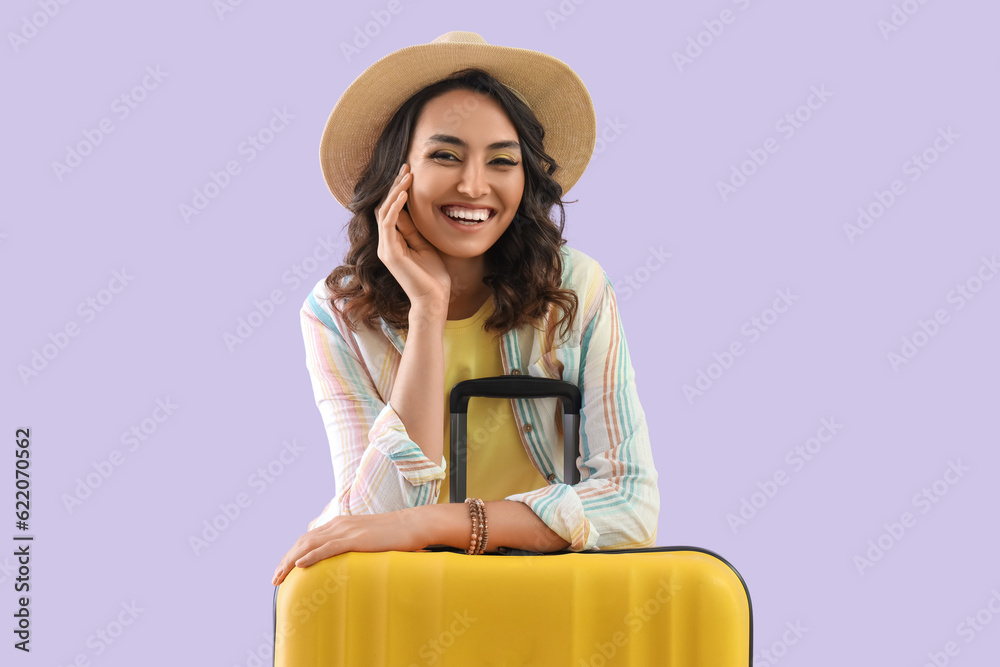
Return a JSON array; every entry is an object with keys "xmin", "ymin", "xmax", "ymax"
[
  {"xmin": 301, "ymin": 290, "xmax": 446, "ymax": 530},
  {"xmin": 505, "ymin": 268, "xmax": 660, "ymax": 551}
]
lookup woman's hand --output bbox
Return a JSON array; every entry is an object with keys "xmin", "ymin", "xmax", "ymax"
[
  {"xmin": 377, "ymin": 163, "xmax": 451, "ymax": 312},
  {"xmin": 269, "ymin": 501, "xmax": 572, "ymax": 585},
  {"xmin": 271, "ymin": 509, "xmax": 425, "ymax": 586}
]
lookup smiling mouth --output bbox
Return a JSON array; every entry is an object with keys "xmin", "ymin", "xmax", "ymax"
[{"xmin": 439, "ymin": 206, "xmax": 496, "ymax": 225}]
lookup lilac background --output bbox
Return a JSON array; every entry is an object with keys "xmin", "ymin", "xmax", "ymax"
[{"xmin": 4, "ymin": 1, "xmax": 999, "ymax": 665}]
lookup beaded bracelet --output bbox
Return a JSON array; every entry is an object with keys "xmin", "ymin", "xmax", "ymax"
[
  {"xmin": 475, "ymin": 498, "xmax": 489, "ymax": 555},
  {"xmin": 464, "ymin": 498, "xmax": 479, "ymax": 555},
  {"xmin": 469, "ymin": 498, "xmax": 480, "ymax": 555},
  {"xmin": 464, "ymin": 498, "xmax": 489, "ymax": 555}
]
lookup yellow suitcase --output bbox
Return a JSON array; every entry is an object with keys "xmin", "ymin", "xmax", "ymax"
[
  {"xmin": 273, "ymin": 546, "xmax": 752, "ymax": 666},
  {"xmin": 273, "ymin": 378, "xmax": 752, "ymax": 665}
]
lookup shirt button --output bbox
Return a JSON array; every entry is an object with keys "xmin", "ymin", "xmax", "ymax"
[
  {"xmin": 523, "ymin": 423, "xmax": 533, "ymax": 433},
  {"xmin": 510, "ymin": 369, "xmax": 521, "ymax": 375},
  {"xmin": 547, "ymin": 473, "xmax": 556, "ymax": 482}
]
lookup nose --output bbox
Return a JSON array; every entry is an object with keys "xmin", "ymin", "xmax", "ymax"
[{"xmin": 456, "ymin": 161, "xmax": 489, "ymax": 198}]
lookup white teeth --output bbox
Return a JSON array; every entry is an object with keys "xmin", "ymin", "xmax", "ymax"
[{"xmin": 442, "ymin": 205, "xmax": 491, "ymax": 222}]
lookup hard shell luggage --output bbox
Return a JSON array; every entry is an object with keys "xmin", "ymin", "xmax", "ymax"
[{"xmin": 273, "ymin": 376, "xmax": 753, "ymax": 666}]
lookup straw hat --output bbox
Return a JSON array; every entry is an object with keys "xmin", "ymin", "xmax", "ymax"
[{"xmin": 319, "ymin": 31, "xmax": 597, "ymax": 209}]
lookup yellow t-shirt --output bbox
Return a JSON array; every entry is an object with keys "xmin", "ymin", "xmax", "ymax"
[{"xmin": 437, "ymin": 297, "xmax": 548, "ymax": 503}]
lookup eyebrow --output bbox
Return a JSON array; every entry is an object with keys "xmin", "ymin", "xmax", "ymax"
[{"xmin": 423, "ymin": 134, "xmax": 521, "ymax": 152}]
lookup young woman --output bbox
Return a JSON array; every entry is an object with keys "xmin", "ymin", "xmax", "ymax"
[{"xmin": 272, "ymin": 31, "xmax": 658, "ymax": 587}]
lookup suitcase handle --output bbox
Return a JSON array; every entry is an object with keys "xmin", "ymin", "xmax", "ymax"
[{"xmin": 449, "ymin": 376, "xmax": 582, "ymax": 502}]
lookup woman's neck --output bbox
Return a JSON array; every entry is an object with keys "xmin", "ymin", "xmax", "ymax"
[{"xmin": 440, "ymin": 254, "xmax": 491, "ymax": 320}]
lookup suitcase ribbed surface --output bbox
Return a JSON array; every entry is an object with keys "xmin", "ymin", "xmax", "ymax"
[{"xmin": 274, "ymin": 548, "xmax": 751, "ymax": 666}]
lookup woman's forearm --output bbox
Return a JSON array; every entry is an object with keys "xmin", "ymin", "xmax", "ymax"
[
  {"xmin": 389, "ymin": 303, "xmax": 448, "ymax": 464},
  {"xmin": 273, "ymin": 498, "xmax": 572, "ymax": 584},
  {"xmin": 407, "ymin": 500, "xmax": 570, "ymax": 553}
]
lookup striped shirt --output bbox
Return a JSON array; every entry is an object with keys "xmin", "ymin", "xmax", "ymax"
[{"xmin": 300, "ymin": 245, "xmax": 659, "ymax": 551}]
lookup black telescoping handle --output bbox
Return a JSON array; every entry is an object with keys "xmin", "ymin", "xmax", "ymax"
[{"xmin": 449, "ymin": 376, "xmax": 582, "ymax": 503}]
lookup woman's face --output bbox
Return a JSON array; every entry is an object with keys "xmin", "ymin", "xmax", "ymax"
[{"xmin": 404, "ymin": 89, "xmax": 525, "ymax": 262}]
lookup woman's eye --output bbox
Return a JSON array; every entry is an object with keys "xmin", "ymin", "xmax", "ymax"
[{"xmin": 429, "ymin": 151, "xmax": 518, "ymax": 167}]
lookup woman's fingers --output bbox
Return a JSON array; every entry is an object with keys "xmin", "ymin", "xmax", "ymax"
[
  {"xmin": 384, "ymin": 170, "xmax": 430, "ymax": 252},
  {"xmin": 294, "ymin": 540, "xmax": 343, "ymax": 569},
  {"xmin": 393, "ymin": 199, "xmax": 433, "ymax": 252},
  {"xmin": 272, "ymin": 528, "xmax": 328, "ymax": 584},
  {"xmin": 375, "ymin": 175, "xmax": 398, "ymax": 236},
  {"xmin": 271, "ymin": 546, "xmax": 302, "ymax": 585},
  {"xmin": 378, "ymin": 194, "xmax": 409, "ymax": 262},
  {"xmin": 271, "ymin": 537, "xmax": 343, "ymax": 586},
  {"xmin": 270, "ymin": 516, "xmax": 373, "ymax": 583},
  {"xmin": 378, "ymin": 164, "xmax": 410, "ymax": 228},
  {"xmin": 271, "ymin": 511, "xmax": 422, "ymax": 586},
  {"xmin": 371, "ymin": 165, "xmax": 450, "ymax": 307},
  {"xmin": 376, "ymin": 167, "xmax": 413, "ymax": 261},
  {"xmin": 272, "ymin": 518, "xmax": 359, "ymax": 583}
]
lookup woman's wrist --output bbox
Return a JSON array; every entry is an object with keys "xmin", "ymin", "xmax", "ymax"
[
  {"xmin": 404, "ymin": 503, "xmax": 475, "ymax": 551},
  {"xmin": 402, "ymin": 500, "xmax": 568, "ymax": 554},
  {"xmin": 407, "ymin": 299, "xmax": 448, "ymax": 328}
]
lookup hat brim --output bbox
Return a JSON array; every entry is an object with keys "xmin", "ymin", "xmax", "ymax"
[{"xmin": 320, "ymin": 39, "xmax": 597, "ymax": 209}]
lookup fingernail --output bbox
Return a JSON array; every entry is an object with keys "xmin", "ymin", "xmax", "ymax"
[{"xmin": 398, "ymin": 164, "xmax": 405, "ymax": 174}]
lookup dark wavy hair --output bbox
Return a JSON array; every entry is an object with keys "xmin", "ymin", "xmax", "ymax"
[{"xmin": 324, "ymin": 68, "xmax": 579, "ymax": 341}]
